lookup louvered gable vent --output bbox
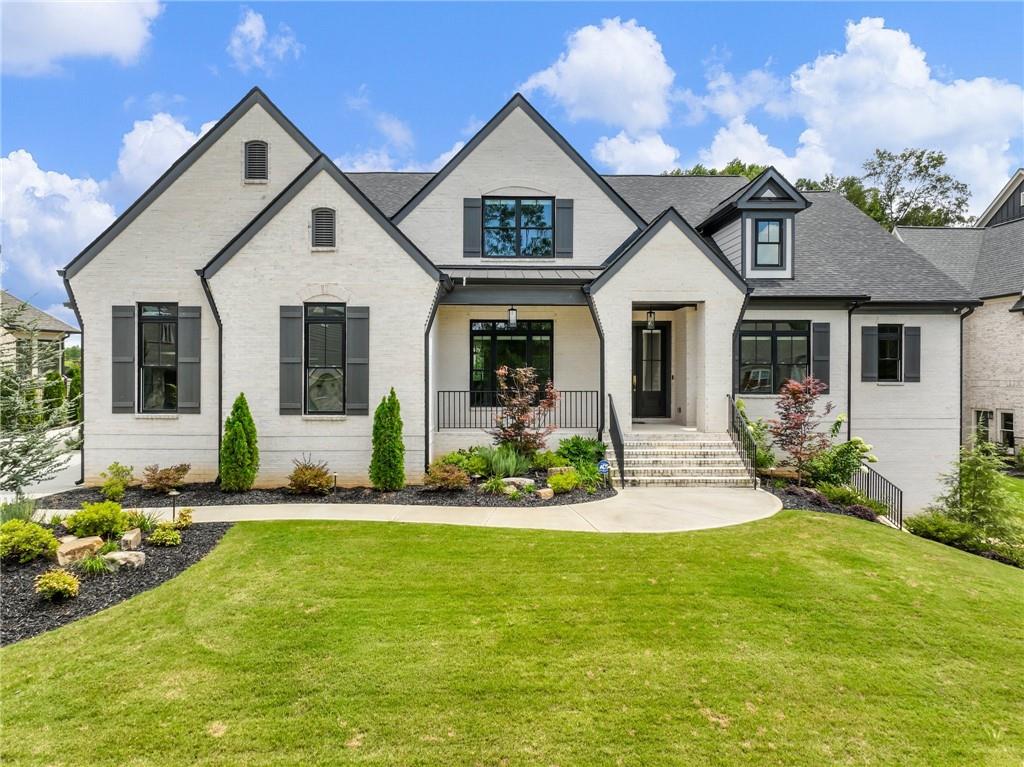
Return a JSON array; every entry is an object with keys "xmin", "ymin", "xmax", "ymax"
[
  {"xmin": 312, "ymin": 207, "xmax": 336, "ymax": 248},
  {"xmin": 244, "ymin": 140, "xmax": 268, "ymax": 180}
]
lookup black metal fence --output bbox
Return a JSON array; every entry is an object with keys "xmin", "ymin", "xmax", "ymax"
[
  {"xmin": 726, "ymin": 395, "xmax": 758, "ymax": 489},
  {"xmin": 851, "ymin": 464, "xmax": 903, "ymax": 529},
  {"xmin": 436, "ymin": 390, "xmax": 600, "ymax": 430},
  {"xmin": 607, "ymin": 394, "xmax": 626, "ymax": 489}
]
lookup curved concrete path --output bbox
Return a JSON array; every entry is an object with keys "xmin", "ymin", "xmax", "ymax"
[{"xmin": 121, "ymin": 487, "xmax": 781, "ymax": 534}]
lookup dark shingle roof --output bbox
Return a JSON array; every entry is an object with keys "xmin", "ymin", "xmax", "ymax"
[
  {"xmin": 604, "ymin": 175, "xmax": 748, "ymax": 225},
  {"xmin": 896, "ymin": 219, "xmax": 1024, "ymax": 299},
  {"xmin": 1, "ymin": 290, "xmax": 79, "ymax": 333},
  {"xmin": 346, "ymin": 172, "xmax": 434, "ymax": 218}
]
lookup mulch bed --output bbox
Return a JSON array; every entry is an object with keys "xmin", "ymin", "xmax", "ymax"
[
  {"xmin": 769, "ymin": 484, "xmax": 881, "ymax": 523},
  {"xmin": 1, "ymin": 522, "xmax": 232, "ymax": 646},
  {"xmin": 36, "ymin": 482, "xmax": 616, "ymax": 510}
]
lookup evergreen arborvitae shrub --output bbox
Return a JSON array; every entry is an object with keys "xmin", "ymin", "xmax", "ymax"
[
  {"xmin": 220, "ymin": 392, "xmax": 259, "ymax": 491},
  {"xmin": 369, "ymin": 388, "xmax": 405, "ymax": 491}
]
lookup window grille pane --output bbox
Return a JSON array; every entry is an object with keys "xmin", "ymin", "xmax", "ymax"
[
  {"xmin": 142, "ymin": 367, "xmax": 177, "ymax": 411},
  {"xmin": 306, "ymin": 368, "xmax": 344, "ymax": 412},
  {"xmin": 756, "ymin": 243, "xmax": 781, "ymax": 266}
]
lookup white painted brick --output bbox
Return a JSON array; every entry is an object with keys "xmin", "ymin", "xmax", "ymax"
[{"xmin": 963, "ymin": 296, "xmax": 1023, "ymax": 448}]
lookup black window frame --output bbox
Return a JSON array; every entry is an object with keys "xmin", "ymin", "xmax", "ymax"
[
  {"xmin": 311, "ymin": 207, "xmax": 336, "ymax": 248},
  {"xmin": 481, "ymin": 197, "xmax": 555, "ymax": 259},
  {"xmin": 138, "ymin": 302, "xmax": 178, "ymax": 413},
  {"xmin": 469, "ymin": 319, "xmax": 554, "ymax": 405},
  {"xmin": 877, "ymin": 324, "xmax": 903, "ymax": 382},
  {"xmin": 244, "ymin": 140, "xmax": 269, "ymax": 181},
  {"xmin": 753, "ymin": 218, "xmax": 785, "ymax": 269},
  {"xmin": 738, "ymin": 320, "xmax": 811, "ymax": 394},
  {"xmin": 304, "ymin": 302, "xmax": 346, "ymax": 415}
]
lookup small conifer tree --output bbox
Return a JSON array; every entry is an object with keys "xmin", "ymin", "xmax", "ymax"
[
  {"xmin": 369, "ymin": 388, "xmax": 405, "ymax": 491},
  {"xmin": 220, "ymin": 392, "xmax": 259, "ymax": 491}
]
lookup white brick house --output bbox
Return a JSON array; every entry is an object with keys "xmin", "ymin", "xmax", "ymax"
[{"xmin": 61, "ymin": 88, "xmax": 980, "ymax": 511}]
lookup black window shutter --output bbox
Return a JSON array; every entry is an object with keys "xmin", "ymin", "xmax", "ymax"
[
  {"xmin": 861, "ymin": 325, "xmax": 878, "ymax": 382},
  {"xmin": 346, "ymin": 307, "xmax": 370, "ymax": 415},
  {"xmin": 463, "ymin": 198, "xmax": 482, "ymax": 257},
  {"xmin": 111, "ymin": 306, "xmax": 135, "ymax": 413},
  {"xmin": 280, "ymin": 306, "xmax": 303, "ymax": 415},
  {"xmin": 904, "ymin": 326, "xmax": 921, "ymax": 382},
  {"xmin": 812, "ymin": 322, "xmax": 830, "ymax": 392},
  {"xmin": 177, "ymin": 306, "xmax": 201, "ymax": 413},
  {"xmin": 555, "ymin": 199, "xmax": 574, "ymax": 258}
]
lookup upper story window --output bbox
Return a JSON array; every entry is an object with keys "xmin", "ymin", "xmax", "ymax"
[
  {"xmin": 738, "ymin": 320, "xmax": 809, "ymax": 394},
  {"xmin": 244, "ymin": 140, "xmax": 268, "ymax": 181},
  {"xmin": 877, "ymin": 324, "xmax": 902, "ymax": 382},
  {"xmin": 312, "ymin": 207, "xmax": 336, "ymax": 248},
  {"xmin": 754, "ymin": 219, "xmax": 783, "ymax": 268},
  {"xmin": 305, "ymin": 303, "xmax": 345, "ymax": 413},
  {"xmin": 139, "ymin": 303, "xmax": 177, "ymax": 412},
  {"xmin": 483, "ymin": 198, "xmax": 553, "ymax": 258}
]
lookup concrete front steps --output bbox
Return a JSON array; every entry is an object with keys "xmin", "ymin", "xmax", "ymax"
[{"xmin": 609, "ymin": 431, "xmax": 754, "ymax": 488}]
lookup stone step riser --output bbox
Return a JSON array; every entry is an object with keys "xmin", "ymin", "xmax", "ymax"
[
  {"xmin": 620, "ymin": 457, "xmax": 746, "ymax": 466},
  {"xmin": 624, "ymin": 434, "xmax": 731, "ymax": 442},
  {"xmin": 614, "ymin": 467, "xmax": 750, "ymax": 477},
  {"xmin": 624, "ymin": 450, "xmax": 738, "ymax": 459},
  {"xmin": 617, "ymin": 478, "xmax": 754, "ymax": 488},
  {"xmin": 625, "ymin": 441, "xmax": 734, "ymax": 448}
]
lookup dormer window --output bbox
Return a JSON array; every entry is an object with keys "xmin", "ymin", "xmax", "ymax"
[
  {"xmin": 754, "ymin": 219, "xmax": 783, "ymax": 268},
  {"xmin": 312, "ymin": 207, "xmax": 336, "ymax": 248},
  {"xmin": 244, "ymin": 140, "xmax": 268, "ymax": 181},
  {"xmin": 483, "ymin": 198, "xmax": 553, "ymax": 258}
]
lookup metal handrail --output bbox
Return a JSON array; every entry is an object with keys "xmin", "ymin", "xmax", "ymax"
[
  {"xmin": 607, "ymin": 394, "xmax": 626, "ymax": 489},
  {"xmin": 726, "ymin": 395, "xmax": 758, "ymax": 489},
  {"xmin": 436, "ymin": 390, "xmax": 599, "ymax": 430},
  {"xmin": 851, "ymin": 463, "xmax": 903, "ymax": 529}
]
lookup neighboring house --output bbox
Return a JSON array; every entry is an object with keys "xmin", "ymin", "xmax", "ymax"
[
  {"xmin": 60, "ymin": 88, "xmax": 978, "ymax": 511},
  {"xmin": 895, "ymin": 169, "xmax": 1024, "ymax": 456},
  {"xmin": 0, "ymin": 290, "xmax": 80, "ymax": 378}
]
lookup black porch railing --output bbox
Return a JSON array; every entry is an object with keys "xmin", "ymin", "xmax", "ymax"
[
  {"xmin": 436, "ymin": 390, "xmax": 600, "ymax": 430},
  {"xmin": 607, "ymin": 394, "xmax": 626, "ymax": 489},
  {"xmin": 726, "ymin": 395, "xmax": 758, "ymax": 489},
  {"xmin": 851, "ymin": 464, "xmax": 903, "ymax": 529}
]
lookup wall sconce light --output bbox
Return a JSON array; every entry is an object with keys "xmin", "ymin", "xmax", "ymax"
[
  {"xmin": 508, "ymin": 306, "xmax": 518, "ymax": 328},
  {"xmin": 646, "ymin": 309, "xmax": 656, "ymax": 330}
]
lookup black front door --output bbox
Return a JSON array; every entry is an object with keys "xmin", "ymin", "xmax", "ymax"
[{"xmin": 632, "ymin": 323, "xmax": 670, "ymax": 418}]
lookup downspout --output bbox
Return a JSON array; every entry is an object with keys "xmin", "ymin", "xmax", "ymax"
[
  {"xmin": 959, "ymin": 305, "xmax": 975, "ymax": 444},
  {"xmin": 846, "ymin": 299, "xmax": 867, "ymax": 441},
  {"xmin": 57, "ymin": 269, "xmax": 85, "ymax": 485},
  {"xmin": 196, "ymin": 270, "xmax": 223, "ymax": 480},
  {"xmin": 423, "ymin": 278, "xmax": 451, "ymax": 472},
  {"xmin": 582, "ymin": 286, "xmax": 605, "ymax": 439}
]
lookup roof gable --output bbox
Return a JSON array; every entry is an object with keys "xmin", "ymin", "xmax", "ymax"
[
  {"xmin": 977, "ymin": 168, "xmax": 1024, "ymax": 227},
  {"xmin": 201, "ymin": 155, "xmax": 438, "ymax": 280},
  {"xmin": 61, "ymin": 87, "xmax": 320, "ymax": 280},
  {"xmin": 391, "ymin": 93, "xmax": 646, "ymax": 228},
  {"xmin": 0, "ymin": 290, "xmax": 79, "ymax": 334},
  {"xmin": 699, "ymin": 167, "xmax": 810, "ymax": 231}
]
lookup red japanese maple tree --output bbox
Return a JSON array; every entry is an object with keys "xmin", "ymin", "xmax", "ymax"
[
  {"xmin": 488, "ymin": 366, "xmax": 559, "ymax": 455},
  {"xmin": 768, "ymin": 376, "xmax": 834, "ymax": 484}
]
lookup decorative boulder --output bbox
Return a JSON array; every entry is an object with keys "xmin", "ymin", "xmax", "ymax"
[
  {"xmin": 103, "ymin": 551, "xmax": 146, "ymax": 569},
  {"xmin": 58, "ymin": 535, "xmax": 78, "ymax": 545},
  {"xmin": 56, "ymin": 536, "xmax": 104, "ymax": 566},
  {"xmin": 536, "ymin": 487, "xmax": 555, "ymax": 501},
  {"xmin": 120, "ymin": 528, "xmax": 142, "ymax": 551},
  {"xmin": 502, "ymin": 477, "xmax": 534, "ymax": 488},
  {"xmin": 547, "ymin": 466, "xmax": 573, "ymax": 476}
]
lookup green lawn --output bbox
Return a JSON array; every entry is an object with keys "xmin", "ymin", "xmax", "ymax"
[
  {"xmin": 1001, "ymin": 474, "xmax": 1024, "ymax": 508},
  {"xmin": 3, "ymin": 512, "xmax": 1022, "ymax": 766}
]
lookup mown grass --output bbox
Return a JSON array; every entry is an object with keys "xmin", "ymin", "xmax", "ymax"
[
  {"xmin": 2, "ymin": 511, "xmax": 1022, "ymax": 766},
  {"xmin": 1001, "ymin": 474, "xmax": 1024, "ymax": 508}
]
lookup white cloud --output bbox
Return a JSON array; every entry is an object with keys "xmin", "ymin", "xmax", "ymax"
[
  {"xmin": 593, "ymin": 132, "xmax": 680, "ymax": 174},
  {"xmin": 335, "ymin": 140, "xmax": 465, "ymax": 173},
  {"xmin": 375, "ymin": 114, "xmax": 414, "ymax": 152},
  {"xmin": 522, "ymin": 17, "xmax": 675, "ymax": 135},
  {"xmin": 227, "ymin": 7, "xmax": 303, "ymax": 74},
  {"xmin": 1, "ymin": 1, "xmax": 162, "ymax": 76},
  {"xmin": 699, "ymin": 119, "xmax": 833, "ymax": 181},
  {"xmin": 110, "ymin": 113, "xmax": 213, "ymax": 197},
  {"xmin": 0, "ymin": 150, "xmax": 115, "ymax": 293}
]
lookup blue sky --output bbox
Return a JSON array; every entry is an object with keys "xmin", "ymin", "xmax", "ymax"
[{"xmin": 3, "ymin": 2, "xmax": 1022, "ymax": 328}]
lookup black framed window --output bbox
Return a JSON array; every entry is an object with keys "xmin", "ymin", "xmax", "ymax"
[
  {"xmin": 738, "ymin": 320, "xmax": 810, "ymax": 393},
  {"xmin": 305, "ymin": 303, "xmax": 345, "ymax": 414},
  {"xmin": 999, "ymin": 412, "xmax": 1015, "ymax": 448},
  {"xmin": 470, "ymin": 320, "xmax": 553, "ymax": 405},
  {"xmin": 754, "ymin": 219, "xmax": 783, "ymax": 268},
  {"xmin": 878, "ymin": 324, "xmax": 902, "ymax": 382},
  {"xmin": 483, "ymin": 198, "xmax": 554, "ymax": 258},
  {"xmin": 139, "ymin": 303, "xmax": 177, "ymax": 412}
]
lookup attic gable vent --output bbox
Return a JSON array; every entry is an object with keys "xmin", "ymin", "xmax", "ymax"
[
  {"xmin": 312, "ymin": 207, "xmax": 336, "ymax": 248},
  {"xmin": 244, "ymin": 140, "xmax": 269, "ymax": 181}
]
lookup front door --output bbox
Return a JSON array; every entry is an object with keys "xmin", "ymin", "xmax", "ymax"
[{"xmin": 632, "ymin": 323, "xmax": 670, "ymax": 418}]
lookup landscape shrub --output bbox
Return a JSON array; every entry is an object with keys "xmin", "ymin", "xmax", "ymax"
[
  {"xmin": 488, "ymin": 366, "xmax": 558, "ymax": 455},
  {"xmin": 147, "ymin": 525, "xmax": 182, "ymax": 547},
  {"xmin": 221, "ymin": 392, "xmax": 259, "ymax": 492},
  {"xmin": 531, "ymin": 450, "xmax": 568, "ymax": 471},
  {"xmin": 142, "ymin": 464, "xmax": 190, "ymax": 493},
  {"xmin": 930, "ymin": 441, "xmax": 1020, "ymax": 542},
  {"xmin": 75, "ymin": 554, "xmax": 110, "ymax": 578},
  {"xmin": 370, "ymin": 388, "xmax": 405, "ymax": 491},
  {"xmin": 906, "ymin": 512, "xmax": 985, "ymax": 552},
  {"xmin": 816, "ymin": 484, "xmax": 887, "ymax": 515},
  {"xmin": 548, "ymin": 469, "xmax": 580, "ymax": 494},
  {"xmin": 480, "ymin": 476, "xmax": 507, "ymax": 495},
  {"xmin": 438, "ymin": 448, "xmax": 489, "ymax": 476},
  {"xmin": 34, "ymin": 568, "xmax": 79, "ymax": 600},
  {"xmin": 67, "ymin": 364, "xmax": 82, "ymax": 423},
  {"xmin": 98, "ymin": 540, "xmax": 119, "ymax": 555},
  {"xmin": 0, "ymin": 519, "xmax": 58, "ymax": 563},
  {"xmin": 981, "ymin": 542, "xmax": 1024, "ymax": 569},
  {"xmin": 843, "ymin": 504, "xmax": 881, "ymax": 522},
  {"xmin": 768, "ymin": 377, "xmax": 835, "ymax": 482},
  {"xmin": 736, "ymin": 398, "xmax": 776, "ymax": 469},
  {"xmin": 172, "ymin": 507, "xmax": 194, "ymax": 529},
  {"xmin": 1, "ymin": 496, "xmax": 38, "ymax": 523},
  {"xmin": 479, "ymin": 444, "xmax": 531, "ymax": 478},
  {"xmin": 65, "ymin": 501, "xmax": 128, "ymax": 538},
  {"xmin": 287, "ymin": 455, "xmax": 334, "ymax": 495},
  {"xmin": 42, "ymin": 370, "xmax": 66, "ymax": 423},
  {"xmin": 425, "ymin": 461, "xmax": 470, "ymax": 491},
  {"xmin": 556, "ymin": 436, "xmax": 606, "ymax": 470},
  {"xmin": 806, "ymin": 438, "xmax": 877, "ymax": 486},
  {"xmin": 99, "ymin": 462, "xmax": 135, "ymax": 502},
  {"xmin": 575, "ymin": 462, "xmax": 603, "ymax": 493},
  {"xmin": 125, "ymin": 509, "xmax": 160, "ymax": 533}
]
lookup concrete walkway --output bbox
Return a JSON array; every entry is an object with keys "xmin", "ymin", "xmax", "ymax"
[{"xmin": 120, "ymin": 487, "xmax": 781, "ymax": 534}]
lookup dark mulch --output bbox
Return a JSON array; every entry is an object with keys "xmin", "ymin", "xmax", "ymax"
[
  {"xmin": 769, "ymin": 484, "xmax": 881, "ymax": 523},
  {"xmin": 37, "ymin": 481, "xmax": 616, "ymax": 509},
  {"xmin": 1, "ymin": 522, "xmax": 232, "ymax": 646}
]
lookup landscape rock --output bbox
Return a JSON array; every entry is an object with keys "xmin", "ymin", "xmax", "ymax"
[
  {"xmin": 103, "ymin": 551, "xmax": 146, "ymax": 569},
  {"xmin": 58, "ymin": 535, "xmax": 78, "ymax": 545},
  {"xmin": 56, "ymin": 536, "xmax": 104, "ymax": 566},
  {"xmin": 536, "ymin": 487, "xmax": 555, "ymax": 500},
  {"xmin": 120, "ymin": 528, "xmax": 142, "ymax": 551},
  {"xmin": 502, "ymin": 477, "xmax": 535, "ymax": 488},
  {"xmin": 548, "ymin": 466, "xmax": 573, "ymax": 476}
]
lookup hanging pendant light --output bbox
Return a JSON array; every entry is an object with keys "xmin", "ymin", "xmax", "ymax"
[
  {"xmin": 646, "ymin": 309, "xmax": 656, "ymax": 330},
  {"xmin": 508, "ymin": 305, "xmax": 518, "ymax": 328}
]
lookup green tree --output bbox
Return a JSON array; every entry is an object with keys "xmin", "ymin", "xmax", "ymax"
[
  {"xmin": 369, "ymin": 388, "xmax": 405, "ymax": 491},
  {"xmin": 930, "ymin": 440, "xmax": 1019, "ymax": 542},
  {"xmin": 664, "ymin": 158, "xmax": 767, "ymax": 180},
  {"xmin": 42, "ymin": 370, "xmax": 66, "ymax": 423},
  {"xmin": 861, "ymin": 148, "xmax": 972, "ymax": 229},
  {"xmin": 66, "ymin": 364, "xmax": 82, "ymax": 423},
  {"xmin": 220, "ymin": 392, "xmax": 259, "ymax": 491}
]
